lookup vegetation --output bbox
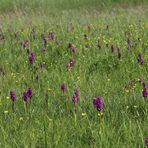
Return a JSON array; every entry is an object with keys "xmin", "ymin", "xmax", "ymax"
[{"xmin": 0, "ymin": 0, "xmax": 148, "ymax": 147}]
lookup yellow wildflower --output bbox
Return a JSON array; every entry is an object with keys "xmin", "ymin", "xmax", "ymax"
[
  {"xmin": 82, "ymin": 113, "xmax": 87, "ymax": 116},
  {"xmin": 48, "ymin": 117, "xmax": 53, "ymax": 122},
  {"xmin": 20, "ymin": 117, "xmax": 23, "ymax": 121},
  {"xmin": 98, "ymin": 112, "xmax": 103, "ymax": 116},
  {"xmin": 134, "ymin": 105, "xmax": 138, "ymax": 109},
  {"xmin": 4, "ymin": 110, "xmax": 9, "ymax": 114},
  {"xmin": 77, "ymin": 76, "xmax": 80, "ymax": 80},
  {"xmin": 125, "ymin": 89, "xmax": 129, "ymax": 93},
  {"xmin": 48, "ymin": 88, "xmax": 51, "ymax": 91},
  {"xmin": 107, "ymin": 78, "xmax": 110, "ymax": 82}
]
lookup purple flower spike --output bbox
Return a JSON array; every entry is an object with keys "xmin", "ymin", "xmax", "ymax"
[
  {"xmin": 93, "ymin": 96, "xmax": 103, "ymax": 112},
  {"xmin": 84, "ymin": 34, "xmax": 87, "ymax": 39},
  {"xmin": 10, "ymin": 90, "xmax": 16, "ymax": 102},
  {"xmin": 117, "ymin": 48, "xmax": 121, "ymax": 60},
  {"xmin": 85, "ymin": 44, "xmax": 89, "ymax": 48},
  {"xmin": 22, "ymin": 91, "xmax": 28, "ymax": 102},
  {"xmin": 111, "ymin": 45, "xmax": 114, "ymax": 53},
  {"xmin": 40, "ymin": 63, "xmax": 45, "ymax": 71},
  {"xmin": 137, "ymin": 53, "xmax": 144, "ymax": 65},
  {"xmin": 72, "ymin": 95, "xmax": 78, "ymax": 105},
  {"xmin": 70, "ymin": 47, "xmax": 75, "ymax": 54},
  {"xmin": 41, "ymin": 48, "xmax": 46, "ymax": 53},
  {"xmin": 67, "ymin": 58, "xmax": 75, "ymax": 68},
  {"xmin": 98, "ymin": 40, "xmax": 101, "ymax": 49},
  {"xmin": 145, "ymin": 137, "xmax": 148, "ymax": 146},
  {"xmin": 61, "ymin": 83, "xmax": 66, "ymax": 93},
  {"xmin": 127, "ymin": 45, "xmax": 131, "ymax": 51},
  {"xmin": 36, "ymin": 74, "xmax": 39, "ymax": 80},
  {"xmin": 28, "ymin": 52, "xmax": 35, "ymax": 64},
  {"xmin": 137, "ymin": 54, "xmax": 142, "ymax": 63},
  {"xmin": 43, "ymin": 38, "xmax": 48, "ymax": 47},
  {"xmin": 67, "ymin": 43, "xmax": 75, "ymax": 55},
  {"xmin": 1, "ymin": 68, "xmax": 5, "ymax": 75},
  {"xmin": 142, "ymin": 88, "xmax": 148, "ymax": 98},
  {"xmin": 74, "ymin": 88, "xmax": 79, "ymax": 98},
  {"xmin": 27, "ymin": 88, "xmax": 33, "ymax": 99},
  {"xmin": 72, "ymin": 88, "xmax": 79, "ymax": 106},
  {"xmin": 68, "ymin": 43, "xmax": 72, "ymax": 49},
  {"xmin": 48, "ymin": 32, "xmax": 54, "ymax": 40},
  {"xmin": 140, "ymin": 59, "xmax": 144, "ymax": 65},
  {"xmin": 23, "ymin": 40, "xmax": 28, "ymax": 49},
  {"xmin": 142, "ymin": 82, "xmax": 146, "ymax": 89}
]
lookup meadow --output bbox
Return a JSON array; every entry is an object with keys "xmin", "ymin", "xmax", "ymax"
[{"xmin": 0, "ymin": 0, "xmax": 148, "ymax": 147}]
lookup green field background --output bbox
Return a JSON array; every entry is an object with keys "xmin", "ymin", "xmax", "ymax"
[{"xmin": 0, "ymin": 0, "xmax": 147, "ymax": 13}]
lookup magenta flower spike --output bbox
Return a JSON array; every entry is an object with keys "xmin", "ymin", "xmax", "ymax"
[{"xmin": 93, "ymin": 96, "xmax": 104, "ymax": 112}]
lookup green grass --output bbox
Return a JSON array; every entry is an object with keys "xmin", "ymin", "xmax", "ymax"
[
  {"xmin": 0, "ymin": 0, "xmax": 147, "ymax": 14},
  {"xmin": 0, "ymin": 0, "xmax": 148, "ymax": 147}
]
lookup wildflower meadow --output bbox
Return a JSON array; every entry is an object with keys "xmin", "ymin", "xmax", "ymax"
[{"xmin": 0, "ymin": 0, "xmax": 148, "ymax": 147}]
